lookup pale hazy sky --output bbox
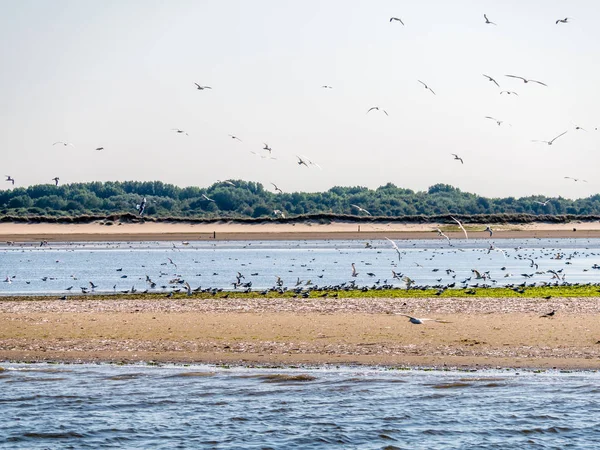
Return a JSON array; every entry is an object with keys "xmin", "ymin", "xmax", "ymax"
[{"xmin": 1, "ymin": 0, "xmax": 599, "ymax": 198}]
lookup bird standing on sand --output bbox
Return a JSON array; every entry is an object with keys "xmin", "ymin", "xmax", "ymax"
[
  {"xmin": 52, "ymin": 177, "xmax": 60, "ymax": 186},
  {"xmin": 396, "ymin": 314, "xmax": 451, "ymax": 324},
  {"xmin": 540, "ymin": 310, "xmax": 556, "ymax": 318},
  {"xmin": 485, "ymin": 226, "xmax": 493, "ymax": 237}
]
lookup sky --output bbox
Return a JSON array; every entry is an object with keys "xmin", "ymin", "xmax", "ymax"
[{"xmin": 1, "ymin": 0, "xmax": 599, "ymax": 199}]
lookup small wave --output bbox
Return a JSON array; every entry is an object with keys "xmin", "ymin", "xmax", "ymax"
[
  {"xmin": 6, "ymin": 367, "xmax": 72, "ymax": 374},
  {"xmin": 520, "ymin": 426, "xmax": 572, "ymax": 435},
  {"xmin": 231, "ymin": 417, "xmax": 249, "ymax": 422},
  {"xmin": 431, "ymin": 382, "xmax": 473, "ymax": 389},
  {"xmin": 379, "ymin": 433, "xmax": 397, "ymax": 441},
  {"xmin": 238, "ymin": 373, "xmax": 317, "ymax": 383},
  {"xmin": 6, "ymin": 377, "xmax": 67, "ymax": 383},
  {"xmin": 166, "ymin": 372, "xmax": 216, "ymax": 378},
  {"xmin": 105, "ymin": 373, "xmax": 145, "ymax": 381},
  {"xmin": 21, "ymin": 431, "xmax": 85, "ymax": 439}
]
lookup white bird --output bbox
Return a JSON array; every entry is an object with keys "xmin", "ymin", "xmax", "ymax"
[
  {"xmin": 450, "ymin": 216, "xmax": 468, "ymax": 240},
  {"xmin": 202, "ymin": 194, "xmax": 215, "ymax": 202},
  {"xmin": 555, "ymin": 17, "xmax": 572, "ymax": 24},
  {"xmin": 351, "ymin": 204, "xmax": 371, "ymax": 216},
  {"xmin": 217, "ymin": 180, "xmax": 236, "ymax": 186},
  {"xmin": 483, "ymin": 14, "xmax": 496, "ymax": 25},
  {"xmin": 451, "ymin": 154, "xmax": 463, "ymax": 164},
  {"xmin": 418, "ymin": 80, "xmax": 436, "ymax": 95},
  {"xmin": 271, "ymin": 182, "xmax": 283, "ymax": 194},
  {"xmin": 534, "ymin": 200, "xmax": 550, "ymax": 206},
  {"xmin": 367, "ymin": 106, "xmax": 388, "ymax": 116},
  {"xmin": 351, "ymin": 263, "xmax": 359, "ymax": 277},
  {"xmin": 532, "ymin": 131, "xmax": 568, "ymax": 145},
  {"xmin": 195, "ymin": 83, "xmax": 212, "ymax": 90},
  {"xmin": 53, "ymin": 141, "xmax": 75, "ymax": 147},
  {"xmin": 436, "ymin": 228, "xmax": 451, "ymax": 244},
  {"xmin": 385, "ymin": 237, "xmax": 402, "ymax": 262},
  {"xmin": 390, "ymin": 17, "xmax": 404, "ymax": 25},
  {"xmin": 297, "ymin": 155, "xmax": 321, "ymax": 169},
  {"xmin": 485, "ymin": 116, "xmax": 503, "ymax": 126},
  {"xmin": 395, "ymin": 314, "xmax": 450, "ymax": 325},
  {"xmin": 482, "ymin": 74, "xmax": 500, "ymax": 87},
  {"xmin": 505, "ymin": 75, "xmax": 547, "ymax": 86},
  {"xmin": 273, "ymin": 209, "xmax": 285, "ymax": 218},
  {"xmin": 172, "ymin": 129, "xmax": 189, "ymax": 135}
]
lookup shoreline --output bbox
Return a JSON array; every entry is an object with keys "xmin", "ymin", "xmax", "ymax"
[
  {"xmin": 1, "ymin": 220, "xmax": 600, "ymax": 242},
  {"xmin": 2, "ymin": 296, "xmax": 600, "ymax": 370}
]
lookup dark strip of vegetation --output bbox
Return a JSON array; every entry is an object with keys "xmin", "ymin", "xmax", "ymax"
[{"xmin": 1, "ymin": 180, "xmax": 599, "ymax": 219}]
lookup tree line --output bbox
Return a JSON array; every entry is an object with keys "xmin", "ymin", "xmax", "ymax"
[{"xmin": 0, "ymin": 181, "xmax": 599, "ymax": 218}]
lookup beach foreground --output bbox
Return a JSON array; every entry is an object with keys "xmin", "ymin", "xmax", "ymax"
[{"xmin": 2, "ymin": 296, "xmax": 600, "ymax": 369}]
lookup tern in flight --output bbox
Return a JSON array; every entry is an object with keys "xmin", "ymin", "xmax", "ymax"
[
  {"xmin": 396, "ymin": 314, "xmax": 450, "ymax": 325},
  {"xmin": 418, "ymin": 80, "xmax": 436, "ymax": 95},
  {"xmin": 450, "ymin": 216, "xmax": 469, "ymax": 240},
  {"xmin": 95, "ymin": 147, "xmax": 104, "ymax": 151},
  {"xmin": 296, "ymin": 155, "xmax": 309, "ymax": 167},
  {"xmin": 217, "ymin": 180, "xmax": 236, "ymax": 186},
  {"xmin": 485, "ymin": 116, "xmax": 503, "ymax": 126},
  {"xmin": 484, "ymin": 226, "xmax": 493, "ymax": 237},
  {"xmin": 451, "ymin": 154, "xmax": 464, "ymax": 164},
  {"xmin": 385, "ymin": 237, "xmax": 402, "ymax": 262},
  {"xmin": 271, "ymin": 182, "xmax": 283, "ymax": 194},
  {"xmin": 195, "ymin": 83, "xmax": 212, "ymax": 90},
  {"xmin": 263, "ymin": 143, "xmax": 272, "ymax": 154},
  {"xmin": 321, "ymin": 85, "xmax": 333, "ymax": 89},
  {"xmin": 351, "ymin": 204, "xmax": 371, "ymax": 216},
  {"xmin": 535, "ymin": 199, "xmax": 551, "ymax": 206},
  {"xmin": 532, "ymin": 131, "xmax": 568, "ymax": 145},
  {"xmin": 505, "ymin": 75, "xmax": 547, "ymax": 86},
  {"xmin": 390, "ymin": 17, "xmax": 404, "ymax": 25},
  {"xmin": 436, "ymin": 228, "xmax": 451, "ymax": 244},
  {"xmin": 172, "ymin": 129, "xmax": 189, "ymax": 135},
  {"xmin": 53, "ymin": 141, "xmax": 75, "ymax": 147},
  {"xmin": 351, "ymin": 263, "xmax": 359, "ymax": 277},
  {"xmin": 52, "ymin": 177, "xmax": 60, "ymax": 186},
  {"xmin": 500, "ymin": 91, "xmax": 518, "ymax": 96},
  {"xmin": 564, "ymin": 177, "xmax": 588, "ymax": 182},
  {"xmin": 228, "ymin": 135, "xmax": 242, "ymax": 141},
  {"xmin": 483, "ymin": 14, "xmax": 496, "ymax": 25},
  {"xmin": 367, "ymin": 106, "xmax": 388, "ymax": 116},
  {"xmin": 483, "ymin": 74, "xmax": 500, "ymax": 87},
  {"xmin": 5, "ymin": 175, "xmax": 15, "ymax": 185},
  {"xmin": 297, "ymin": 155, "xmax": 322, "ymax": 169},
  {"xmin": 555, "ymin": 17, "xmax": 571, "ymax": 24},
  {"xmin": 202, "ymin": 194, "xmax": 215, "ymax": 202}
]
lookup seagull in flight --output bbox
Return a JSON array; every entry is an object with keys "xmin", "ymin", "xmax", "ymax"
[
  {"xmin": 451, "ymin": 153, "xmax": 463, "ymax": 164},
  {"xmin": 395, "ymin": 314, "xmax": 451, "ymax": 325},
  {"xmin": 228, "ymin": 135, "xmax": 242, "ymax": 141},
  {"xmin": 390, "ymin": 17, "xmax": 404, "ymax": 25},
  {"xmin": 271, "ymin": 182, "xmax": 283, "ymax": 194},
  {"xmin": 418, "ymin": 80, "xmax": 436, "ymax": 95},
  {"xmin": 573, "ymin": 125, "xmax": 587, "ymax": 132},
  {"xmin": 385, "ymin": 237, "xmax": 402, "ymax": 262},
  {"xmin": 351, "ymin": 263, "xmax": 359, "ymax": 277},
  {"xmin": 172, "ymin": 129, "xmax": 189, "ymax": 135},
  {"xmin": 194, "ymin": 83, "xmax": 212, "ymax": 90},
  {"xmin": 263, "ymin": 143, "xmax": 272, "ymax": 154},
  {"xmin": 483, "ymin": 14, "xmax": 497, "ymax": 25},
  {"xmin": 53, "ymin": 141, "xmax": 75, "ymax": 147},
  {"xmin": 5, "ymin": 175, "xmax": 14, "ymax": 185},
  {"xmin": 296, "ymin": 155, "xmax": 309, "ymax": 167},
  {"xmin": 483, "ymin": 74, "xmax": 500, "ymax": 87},
  {"xmin": 532, "ymin": 131, "xmax": 568, "ymax": 145},
  {"xmin": 500, "ymin": 91, "xmax": 518, "ymax": 96},
  {"xmin": 555, "ymin": 17, "xmax": 571, "ymax": 24},
  {"xmin": 485, "ymin": 116, "xmax": 503, "ymax": 126},
  {"xmin": 505, "ymin": 75, "xmax": 547, "ymax": 86},
  {"xmin": 564, "ymin": 177, "xmax": 588, "ymax": 182},
  {"xmin": 450, "ymin": 216, "xmax": 469, "ymax": 240},
  {"xmin": 202, "ymin": 194, "xmax": 215, "ymax": 202},
  {"xmin": 297, "ymin": 155, "xmax": 322, "ymax": 169},
  {"xmin": 367, "ymin": 106, "xmax": 388, "ymax": 116},
  {"xmin": 534, "ymin": 199, "xmax": 551, "ymax": 206},
  {"xmin": 52, "ymin": 177, "xmax": 60, "ymax": 186},
  {"xmin": 217, "ymin": 179, "xmax": 236, "ymax": 186},
  {"xmin": 95, "ymin": 147, "xmax": 104, "ymax": 151},
  {"xmin": 321, "ymin": 85, "xmax": 333, "ymax": 89},
  {"xmin": 436, "ymin": 228, "xmax": 451, "ymax": 244},
  {"xmin": 351, "ymin": 204, "xmax": 371, "ymax": 216},
  {"xmin": 484, "ymin": 226, "xmax": 493, "ymax": 237}
]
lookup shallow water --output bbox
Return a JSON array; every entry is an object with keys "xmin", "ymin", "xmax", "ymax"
[
  {"xmin": 1, "ymin": 363, "xmax": 599, "ymax": 449},
  {"xmin": 2, "ymin": 238, "xmax": 600, "ymax": 295}
]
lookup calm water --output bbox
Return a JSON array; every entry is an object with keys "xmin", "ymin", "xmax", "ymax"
[
  {"xmin": 1, "ymin": 363, "xmax": 599, "ymax": 449},
  {"xmin": 1, "ymin": 238, "xmax": 600, "ymax": 295}
]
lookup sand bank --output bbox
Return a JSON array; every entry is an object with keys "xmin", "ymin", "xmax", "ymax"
[
  {"xmin": 1, "ymin": 220, "xmax": 600, "ymax": 242},
  {"xmin": 1, "ymin": 296, "xmax": 600, "ymax": 369}
]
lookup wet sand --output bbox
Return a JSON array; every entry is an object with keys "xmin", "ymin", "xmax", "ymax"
[
  {"xmin": 2, "ymin": 296, "xmax": 600, "ymax": 369},
  {"xmin": 1, "ymin": 220, "xmax": 600, "ymax": 242}
]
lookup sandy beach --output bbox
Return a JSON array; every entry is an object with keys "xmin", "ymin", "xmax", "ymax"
[
  {"xmin": 1, "ymin": 296, "xmax": 600, "ymax": 369},
  {"xmin": 2, "ymin": 220, "xmax": 600, "ymax": 242}
]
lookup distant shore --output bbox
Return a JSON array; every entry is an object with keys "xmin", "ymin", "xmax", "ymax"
[
  {"xmin": 1, "ymin": 220, "xmax": 600, "ymax": 242},
  {"xmin": 1, "ymin": 296, "xmax": 600, "ymax": 369}
]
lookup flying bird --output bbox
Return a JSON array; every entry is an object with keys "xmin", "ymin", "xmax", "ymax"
[
  {"xmin": 321, "ymin": 85, "xmax": 333, "ymax": 89},
  {"xmin": 136, "ymin": 197, "xmax": 147, "ymax": 216},
  {"xmin": 52, "ymin": 177, "xmax": 60, "ymax": 186},
  {"xmin": 555, "ymin": 17, "xmax": 571, "ymax": 24},
  {"xmin": 500, "ymin": 91, "xmax": 518, "ymax": 96},
  {"xmin": 202, "ymin": 194, "xmax": 215, "ymax": 202},
  {"xmin": 217, "ymin": 180, "xmax": 236, "ymax": 186},
  {"xmin": 485, "ymin": 116, "xmax": 503, "ymax": 126},
  {"xmin": 436, "ymin": 228, "xmax": 451, "ymax": 244},
  {"xmin": 385, "ymin": 237, "xmax": 402, "ymax": 262},
  {"xmin": 390, "ymin": 17, "xmax": 404, "ymax": 25},
  {"xmin": 367, "ymin": 106, "xmax": 388, "ymax": 116},
  {"xmin": 534, "ymin": 199, "xmax": 551, "ymax": 206},
  {"xmin": 418, "ymin": 80, "xmax": 436, "ymax": 95},
  {"xmin": 296, "ymin": 155, "xmax": 322, "ymax": 169},
  {"xmin": 450, "ymin": 216, "xmax": 468, "ymax": 240},
  {"xmin": 351, "ymin": 204, "xmax": 371, "ymax": 216},
  {"xmin": 53, "ymin": 141, "xmax": 75, "ymax": 147},
  {"xmin": 172, "ymin": 129, "xmax": 189, "ymax": 135},
  {"xmin": 395, "ymin": 314, "xmax": 451, "ymax": 325},
  {"xmin": 505, "ymin": 75, "xmax": 547, "ymax": 86},
  {"xmin": 228, "ymin": 135, "xmax": 242, "ymax": 141},
  {"xmin": 451, "ymin": 154, "xmax": 463, "ymax": 164},
  {"xmin": 5, "ymin": 175, "xmax": 14, "ymax": 185},
  {"xmin": 195, "ymin": 83, "xmax": 212, "ymax": 90},
  {"xmin": 483, "ymin": 14, "xmax": 496, "ymax": 25},
  {"xmin": 483, "ymin": 74, "xmax": 500, "ymax": 87},
  {"xmin": 271, "ymin": 182, "xmax": 283, "ymax": 194},
  {"xmin": 484, "ymin": 226, "xmax": 493, "ymax": 237},
  {"xmin": 95, "ymin": 147, "xmax": 104, "ymax": 151},
  {"xmin": 351, "ymin": 263, "xmax": 359, "ymax": 277},
  {"xmin": 564, "ymin": 177, "xmax": 588, "ymax": 182},
  {"xmin": 531, "ymin": 131, "xmax": 568, "ymax": 145},
  {"xmin": 296, "ymin": 155, "xmax": 309, "ymax": 167},
  {"xmin": 263, "ymin": 143, "xmax": 272, "ymax": 154}
]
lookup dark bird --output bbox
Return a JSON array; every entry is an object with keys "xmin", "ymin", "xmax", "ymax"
[
  {"xmin": 484, "ymin": 14, "xmax": 496, "ymax": 25},
  {"xmin": 5, "ymin": 175, "xmax": 15, "ymax": 185},
  {"xmin": 172, "ymin": 129, "xmax": 189, "ymax": 135},
  {"xmin": 500, "ymin": 91, "xmax": 518, "ymax": 96},
  {"xmin": 52, "ymin": 177, "xmax": 60, "ymax": 186},
  {"xmin": 228, "ymin": 134, "xmax": 242, "ymax": 141},
  {"xmin": 532, "ymin": 131, "xmax": 568, "ymax": 145},
  {"xmin": 95, "ymin": 147, "xmax": 104, "ymax": 151},
  {"xmin": 271, "ymin": 182, "xmax": 283, "ymax": 194},
  {"xmin": 390, "ymin": 17, "xmax": 404, "ymax": 25},
  {"xmin": 505, "ymin": 75, "xmax": 547, "ymax": 86},
  {"xmin": 483, "ymin": 74, "xmax": 500, "ymax": 87},
  {"xmin": 485, "ymin": 116, "xmax": 503, "ymax": 126},
  {"xmin": 540, "ymin": 310, "xmax": 556, "ymax": 318},
  {"xmin": 195, "ymin": 83, "xmax": 212, "ymax": 90},
  {"xmin": 296, "ymin": 155, "xmax": 309, "ymax": 167},
  {"xmin": 367, "ymin": 106, "xmax": 388, "ymax": 116},
  {"xmin": 53, "ymin": 141, "xmax": 75, "ymax": 147},
  {"xmin": 321, "ymin": 85, "xmax": 333, "ymax": 89},
  {"xmin": 136, "ymin": 197, "xmax": 147, "ymax": 216},
  {"xmin": 263, "ymin": 143, "xmax": 272, "ymax": 154},
  {"xmin": 555, "ymin": 17, "xmax": 571, "ymax": 24},
  {"xmin": 418, "ymin": 80, "xmax": 436, "ymax": 95},
  {"xmin": 451, "ymin": 153, "xmax": 463, "ymax": 164}
]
